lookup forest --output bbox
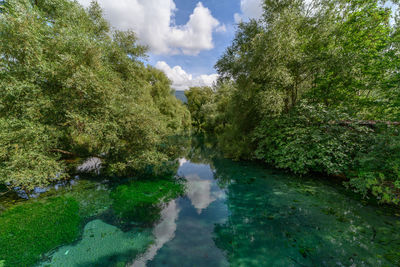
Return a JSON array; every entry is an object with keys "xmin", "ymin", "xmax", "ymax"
[{"xmin": 185, "ymin": 0, "xmax": 400, "ymax": 205}]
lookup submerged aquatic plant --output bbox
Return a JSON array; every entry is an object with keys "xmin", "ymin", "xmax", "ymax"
[
  {"xmin": 63, "ymin": 180, "xmax": 113, "ymax": 218},
  {"xmin": 111, "ymin": 179, "xmax": 184, "ymax": 224},
  {"xmin": 0, "ymin": 197, "xmax": 81, "ymax": 267}
]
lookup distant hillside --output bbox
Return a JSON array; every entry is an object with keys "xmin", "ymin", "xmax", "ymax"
[{"xmin": 175, "ymin": 91, "xmax": 187, "ymax": 104}]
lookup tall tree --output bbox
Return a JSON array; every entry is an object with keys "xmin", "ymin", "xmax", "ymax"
[{"xmin": 0, "ymin": 0, "xmax": 190, "ymax": 190}]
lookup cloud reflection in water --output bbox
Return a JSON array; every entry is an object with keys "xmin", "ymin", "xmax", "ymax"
[{"xmin": 131, "ymin": 200, "xmax": 180, "ymax": 267}]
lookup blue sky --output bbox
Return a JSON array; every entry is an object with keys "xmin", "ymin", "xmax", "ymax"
[
  {"xmin": 77, "ymin": 0, "xmax": 397, "ymax": 90},
  {"xmin": 77, "ymin": 0, "xmax": 264, "ymax": 90},
  {"xmin": 147, "ymin": 0, "xmax": 240, "ymax": 76}
]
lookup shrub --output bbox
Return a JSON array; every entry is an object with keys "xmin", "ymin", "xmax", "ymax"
[
  {"xmin": 254, "ymin": 102, "xmax": 372, "ymax": 175},
  {"xmin": 350, "ymin": 127, "xmax": 400, "ymax": 204}
]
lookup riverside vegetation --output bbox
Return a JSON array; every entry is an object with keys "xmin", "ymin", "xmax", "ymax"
[
  {"xmin": 185, "ymin": 0, "xmax": 400, "ymax": 206},
  {"xmin": 0, "ymin": 0, "xmax": 400, "ymax": 266}
]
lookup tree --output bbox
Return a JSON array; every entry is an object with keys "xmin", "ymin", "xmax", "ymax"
[
  {"xmin": 185, "ymin": 86, "xmax": 215, "ymax": 130},
  {"xmin": 0, "ymin": 0, "xmax": 189, "ymax": 190},
  {"xmin": 187, "ymin": 0, "xmax": 400, "ymax": 204}
]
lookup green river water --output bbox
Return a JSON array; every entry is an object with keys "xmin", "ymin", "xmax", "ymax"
[{"xmin": 0, "ymin": 141, "xmax": 399, "ymax": 267}]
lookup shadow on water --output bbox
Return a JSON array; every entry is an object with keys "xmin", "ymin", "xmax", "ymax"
[{"xmin": 76, "ymin": 250, "xmax": 143, "ymax": 267}]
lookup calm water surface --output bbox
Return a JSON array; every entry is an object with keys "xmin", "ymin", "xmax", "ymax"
[{"xmin": 2, "ymin": 144, "xmax": 400, "ymax": 266}]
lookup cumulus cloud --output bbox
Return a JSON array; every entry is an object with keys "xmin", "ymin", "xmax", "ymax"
[
  {"xmin": 77, "ymin": 0, "xmax": 221, "ymax": 55},
  {"xmin": 234, "ymin": 0, "xmax": 263, "ymax": 23},
  {"xmin": 155, "ymin": 61, "xmax": 218, "ymax": 91}
]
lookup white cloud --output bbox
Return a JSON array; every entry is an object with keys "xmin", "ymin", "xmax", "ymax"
[
  {"xmin": 155, "ymin": 61, "xmax": 218, "ymax": 91},
  {"xmin": 77, "ymin": 0, "xmax": 221, "ymax": 55},
  {"xmin": 234, "ymin": 13, "xmax": 243, "ymax": 23},
  {"xmin": 216, "ymin": 24, "xmax": 227, "ymax": 33},
  {"xmin": 234, "ymin": 0, "xmax": 263, "ymax": 23}
]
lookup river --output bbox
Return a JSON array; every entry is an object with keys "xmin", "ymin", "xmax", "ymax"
[{"xmin": 1, "ymin": 142, "xmax": 399, "ymax": 266}]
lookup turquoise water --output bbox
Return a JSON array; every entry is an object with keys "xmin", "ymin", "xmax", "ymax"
[{"xmin": 1, "ymin": 143, "xmax": 400, "ymax": 266}]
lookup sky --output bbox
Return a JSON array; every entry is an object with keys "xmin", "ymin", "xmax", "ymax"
[
  {"xmin": 76, "ymin": 0, "xmax": 398, "ymax": 91},
  {"xmin": 77, "ymin": 0, "xmax": 264, "ymax": 90}
]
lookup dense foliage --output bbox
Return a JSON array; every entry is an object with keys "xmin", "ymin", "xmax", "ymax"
[
  {"xmin": 0, "ymin": 0, "xmax": 190, "ymax": 190},
  {"xmin": 186, "ymin": 0, "xmax": 400, "ymax": 205},
  {"xmin": 254, "ymin": 102, "xmax": 373, "ymax": 175}
]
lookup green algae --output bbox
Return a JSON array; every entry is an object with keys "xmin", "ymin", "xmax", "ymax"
[
  {"xmin": 63, "ymin": 181, "xmax": 112, "ymax": 218},
  {"xmin": 21, "ymin": 179, "xmax": 113, "ymax": 220},
  {"xmin": 111, "ymin": 179, "xmax": 184, "ymax": 224},
  {"xmin": 0, "ymin": 197, "xmax": 81, "ymax": 267},
  {"xmin": 39, "ymin": 219, "xmax": 153, "ymax": 267},
  {"xmin": 0, "ymin": 177, "xmax": 184, "ymax": 266}
]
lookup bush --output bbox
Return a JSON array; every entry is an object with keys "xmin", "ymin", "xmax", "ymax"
[
  {"xmin": 254, "ymin": 102, "xmax": 372, "ymax": 175},
  {"xmin": 253, "ymin": 102, "xmax": 400, "ymax": 205},
  {"xmin": 350, "ymin": 127, "xmax": 400, "ymax": 204}
]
